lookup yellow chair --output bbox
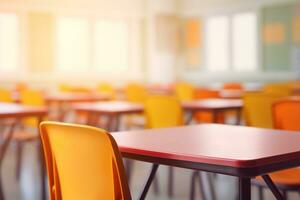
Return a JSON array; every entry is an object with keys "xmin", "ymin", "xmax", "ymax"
[
  {"xmin": 0, "ymin": 88, "xmax": 13, "ymax": 102},
  {"xmin": 125, "ymin": 83, "xmax": 147, "ymax": 103},
  {"xmin": 243, "ymin": 92, "xmax": 285, "ymax": 128},
  {"xmin": 14, "ymin": 89, "xmax": 46, "ymax": 180},
  {"xmin": 263, "ymin": 82, "xmax": 292, "ymax": 96},
  {"xmin": 20, "ymin": 89, "xmax": 46, "ymax": 126},
  {"xmin": 174, "ymin": 82, "xmax": 195, "ymax": 101},
  {"xmin": 97, "ymin": 83, "xmax": 116, "ymax": 100},
  {"xmin": 39, "ymin": 122, "xmax": 131, "ymax": 200},
  {"xmin": 124, "ymin": 83, "xmax": 147, "ymax": 127},
  {"xmin": 145, "ymin": 96, "xmax": 184, "ymax": 197}
]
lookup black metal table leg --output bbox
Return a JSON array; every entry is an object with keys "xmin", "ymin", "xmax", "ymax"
[
  {"xmin": 262, "ymin": 175, "xmax": 285, "ymax": 200},
  {"xmin": 239, "ymin": 178, "xmax": 251, "ymax": 200},
  {"xmin": 139, "ymin": 164, "xmax": 159, "ymax": 200}
]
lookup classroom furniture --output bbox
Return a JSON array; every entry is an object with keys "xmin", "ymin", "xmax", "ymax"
[
  {"xmin": 144, "ymin": 96, "xmax": 184, "ymax": 197},
  {"xmin": 0, "ymin": 103, "xmax": 47, "ymax": 200},
  {"xmin": 73, "ymin": 101, "xmax": 143, "ymax": 131},
  {"xmin": 46, "ymin": 92, "xmax": 110, "ymax": 121},
  {"xmin": 193, "ymin": 88, "xmax": 223, "ymax": 123},
  {"xmin": 182, "ymin": 98, "xmax": 243, "ymax": 125},
  {"xmin": 243, "ymin": 92, "xmax": 284, "ymax": 128},
  {"xmin": 97, "ymin": 82, "xmax": 116, "ymax": 100},
  {"xmin": 39, "ymin": 122, "xmax": 131, "ymax": 200},
  {"xmin": 174, "ymin": 82, "xmax": 195, "ymax": 101},
  {"xmin": 112, "ymin": 124, "xmax": 300, "ymax": 200},
  {"xmin": 253, "ymin": 97, "xmax": 300, "ymax": 200}
]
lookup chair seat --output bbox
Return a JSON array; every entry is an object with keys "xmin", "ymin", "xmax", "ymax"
[
  {"xmin": 13, "ymin": 131, "xmax": 39, "ymax": 141},
  {"xmin": 254, "ymin": 168, "xmax": 300, "ymax": 189}
]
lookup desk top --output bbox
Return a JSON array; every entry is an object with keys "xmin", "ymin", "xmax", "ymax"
[
  {"xmin": 112, "ymin": 124, "xmax": 300, "ymax": 169},
  {"xmin": 45, "ymin": 93, "xmax": 110, "ymax": 103},
  {"xmin": 182, "ymin": 98, "xmax": 243, "ymax": 111},
  {"xmin": 0, "ymin": 103, "xmax": 47, "ymax": 118},
  {"xmin": 73, "ymin": 101, "xmax": 143, "ymax": 114}
]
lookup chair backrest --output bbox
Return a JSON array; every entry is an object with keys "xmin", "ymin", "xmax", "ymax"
[
  {"xmin": 243, "ymin": 92, "xmax": 284, "ymax": 128},
  {"xmin": 223, "ymin": 83, "xmax": 243, "ymax": 90},
  {"xmin": 145, "ymin": 96, "xmax": 184, "ymax": 128},
  {"xmin": 20, "ymin": 89, "xmax": 46, "ymax": 126},
  {"xmin": 20, "ymin": 89, "xmax": 45, "ymax": 106},
  {"xmin": 193, "ymin": 88, "xmax": 222, "ymax": 123},
  {"xmin": 263, "ymin": 82, "xmax": 291, "ymax": 96},
  {"xmin": 98, "ymin": 83, "xmax": 116, "ymax": 99},
  {"xmin": 194, "ymin": 88, "xmax": 219, "ymax": 99},
  {"xmin": 125, "ymin": 83, "xmax": 147, "ymax": 103},
  {"xmin": 39, "ymin": 122, "xmax": 131, "ymax": 200},
  {"xmin": 174, "ymin": 82, "xmax": 195, "ymax": 101},
  {"xmin": 273, "ymin": 97, "xmax": 300, "ymax": 131},
  {"xmin": 0, "ymin": 88, "xmax": 13, "ymax": 102}
]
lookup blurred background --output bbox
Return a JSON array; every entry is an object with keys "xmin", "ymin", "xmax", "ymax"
[
  {"xmin": 0, "ymin": 0, "xmax": 298, "ymax": 89},
  {"xmin": 0, "ymin": 0, "xmax": 300, "ymax": 200}
]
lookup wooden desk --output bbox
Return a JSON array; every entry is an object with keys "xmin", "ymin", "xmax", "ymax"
[
  {"xmin": 73, "ymin": 101, "xmax": 143, "ymax": 131},
  {"xmin": 74, "ymin": 99, "xmax": 243, "ymax": 129},
  {"xmin": 0, "ymin": 103, "xmax": 47, "ymax": 200},
  {"xmin": 182, "ymin": 98, "xmax": 243, "ymax": 124},
  {"xmin": 46, "ymin": 93, "xmax": 110, "ymax": 121},
  {"xmin": 112, "ymin": 124, "xmax": 300, "ymax": 200}
]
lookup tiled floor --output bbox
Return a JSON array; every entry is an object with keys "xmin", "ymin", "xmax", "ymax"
[{"xmin": 2, "ymin": 140, "xmax": 300, "ymax": 200}]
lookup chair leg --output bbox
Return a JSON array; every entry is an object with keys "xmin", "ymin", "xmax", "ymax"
[
  {"xmin": 168, "ymin": 166, "xmax": 174, "ymax": 197},
  {"xmin": 16, "ymin": 142, "xmax": 23, "ymax": 181},
  {"xmin": 258, "ymin": 186, "xmax": 264, "ymax": 200}
]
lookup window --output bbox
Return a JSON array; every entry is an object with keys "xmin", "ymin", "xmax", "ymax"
[
  {"xmin": 205, "ymin": 12, "xmax": 258, "ymax": 72},
  {"xmin": 206, "ymin": 16, "xmax": 229, "ymax": 71},
  {"xmin": 94, "ymin": 20, "xmax": 129, "ymax": 72},
  {"xmin": 232, "ymin": 12, "xmax": 257, "ymax": 71},
  {"xmin": 0, "ymin": 13, "xmax": 19, "ymax": 71},
  {"xmin": 56, "ymin": 17, "xmax": 90, "ymax": 72}
]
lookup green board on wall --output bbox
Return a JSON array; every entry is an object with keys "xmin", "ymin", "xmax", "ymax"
[{"xmin": 262, "ymin": 4, "xmax": 292, "ymax": 71}]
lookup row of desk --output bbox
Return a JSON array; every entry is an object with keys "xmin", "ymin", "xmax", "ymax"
[{"xmin": 0, "ymin": 95, "xmax": 298, "ymax": 200}]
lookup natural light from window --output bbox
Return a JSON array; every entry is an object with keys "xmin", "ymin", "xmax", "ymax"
[
  {"xmin": 94, "ymin": 20, "xmax": 129, "ymax": 72},
  {"xmin": 232, "ymin": 12, "xmax": 258, "ymax": 71},
  {"xmin": 56, "ymin": 17, "xmax": 90, "ymax": 72},
  {"xmin": 0, "ymin": 13, "xmax": 19, "ymax": 72},
  {"xmin": 206, "ymin": 16, "xmax": 229, "ymax": 71}
]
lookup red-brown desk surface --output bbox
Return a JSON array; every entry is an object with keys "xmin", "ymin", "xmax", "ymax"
[
  {"xmin": 182, "ymin": 98, "xmax": 243, "ymax": 111},
  {"xmin": 73, "ymin": 101, "xmax": 144, "ymax": 114},
  {"xmin": 74, "ymin": 99, "xmax": 242, "ymax": 113},
  {"xmin": 112, "ymin": 124, "xmax": 300, "ymax": 176},
  {"xmin": 0, "ymin": 103, "xmax": 47, "ymax": 118},
  {"xmin": 45, "ymin": 93, "xmax": 110, "ymax": 103}
]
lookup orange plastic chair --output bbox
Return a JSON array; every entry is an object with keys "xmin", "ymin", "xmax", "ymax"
[
  {"xmin": 263, "ymin": 82, "xmax": 292, "ymax": 96},
  {"xmin": 39, "ymin": 122, "xmax": 131, "ymax": 200},
  {"xmin": 193, "ymin": 88, "xmax": 224, "ymax": 123},
  {"xmin": 145, "ymin": 96, "xmax": 184, "ymax": 197},
  {"xmin": 14, "ymin": 89, "xmax": 47, "ymax": 180},
  {"xmin": 97, "ymin": 82, "xmax": 116, "ymax": 100},
  {"xmin": 174, "ymin": 82, "xmax": 195, "ymax": 101},
  {"xmin": 243, "ymin": 92, "xmax": 285, "ymax": 129},
  {"xmin": 124, "ymin": 83, "xmax": 147, "ymax": 127},
  {"xmin": 223, "ymin": 82, "xmax": 243, "ymax": 90},
  {"xmin": 20, "ymin": 89, "xmax": 46, "ymax": 126},
  {"xmin": 253, "ymin": 97, "xmax": 300, "ymax": 199},
  {"xmin": 125, "ymin": 83, "xmax": 147, "ymax": 103},
  {"xmin": 145, "ymin": 96, "xmax": 184, "ymax": 128},
  {"xmin": 0, "ymin": 88, "xmax": 13, "ymax": 102}
]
